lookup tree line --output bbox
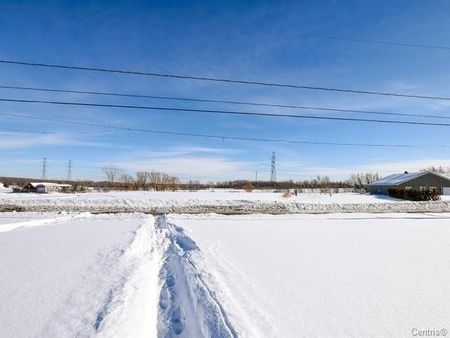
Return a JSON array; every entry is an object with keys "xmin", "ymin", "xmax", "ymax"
[
  {"xmin": 102, "ymin": 165, "xmax": 181, "ymax": 191},
  {"xmin": 3, "ymin": 166, "xmax": 449, "ymax": 192},
  {"xmin": 0, "ymin": 171, "xmax": 382, "ymax": 191}
]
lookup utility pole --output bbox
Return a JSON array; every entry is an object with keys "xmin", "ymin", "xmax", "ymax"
[
  {"xmin": 41, "ymin": 157, "xmax": 48, "ymax": 180},
  {"xmin": 67, "ymin": 160, "xmax": 72, "ymax": 181},
  {"xmin": 270, "ymin": 152, "xmax": 277, "ymax": 182},
  {"xmin": 255, "ymin": 170, "xmax": 258, "ymax": 183}
]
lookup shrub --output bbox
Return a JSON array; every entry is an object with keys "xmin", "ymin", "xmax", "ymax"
[
  {"xmin": 282, "ymin": 190, "xmax": 292, "ymax": 198},
  {"xmin": 388, "ymin": 188, "xmax": 440, "ymax": 201},
  {"xmin": 242, "ymin": 182, "xmax": 254, "ymax": 192}
]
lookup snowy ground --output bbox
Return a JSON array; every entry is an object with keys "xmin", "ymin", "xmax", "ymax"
[
  {"xmin": 166, "ymin": 213, "xmax": 450, "ymax": 337},
  {"xmin": 1, "ymin": 211, "xmax": 449, "ymax": 337},
  {"xmin": 0, "ymin": 213, "xmax": 163, "ymax": 338}
]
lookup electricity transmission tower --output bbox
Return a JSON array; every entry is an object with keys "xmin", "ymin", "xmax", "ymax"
[
  {"xmin": 67, "ymin": 160, "xmax": 72, "ymax": 181},
  {"xmin": 270, "ymin": 152, "xmax": 277, "ymax": 182},
  {"xmin": 41, "ymin": 157, "xmax": 48, "ymax": 180}
]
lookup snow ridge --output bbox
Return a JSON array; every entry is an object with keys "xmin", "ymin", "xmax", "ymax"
[
  {"xmin": 156, "ymin": 215, "xmax": 237, "ymax": 338},
  {"xmin": 0, "ymin": 212, "xmax": 93, "ymax": 233},
  {"xmin": 95, "ymin": 215, "xmax": 162, "ymax": 338}
]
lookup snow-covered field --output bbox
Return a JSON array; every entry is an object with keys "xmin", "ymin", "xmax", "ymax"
[
  {"xmin": 168, "ymin": 213, "xmax": 450, "ymax": 337},
  {"xmin": 1, "ymin": 209, "xmax": 449, "ymax": 337}
]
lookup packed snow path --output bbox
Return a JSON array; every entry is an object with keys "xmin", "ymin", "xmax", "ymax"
[{"xmin": 156, "ymin": 215, "xmax": 237, "ymax": 338}]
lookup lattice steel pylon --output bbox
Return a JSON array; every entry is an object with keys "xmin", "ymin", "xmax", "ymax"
[
  {"xmin": 41, "ymin": 157, "xmax": 48, "ymax": 180},
  {"xmin": 67, "ymin": 159, "xmax": 72, "ymax": 181},
  {"xmin": 270, "ymin": 152, "xmax": 277, "ymax": 182}
]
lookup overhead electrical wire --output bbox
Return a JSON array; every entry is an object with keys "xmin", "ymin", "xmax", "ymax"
[
  {"xmin": 0, "ymin": 126, "xmax": 48, "ymax": 134},
  {"xmin": 0, "ymin": 124, "xmax": 124, "ymax": 135},
  {"xmin": 1, "ymin": 111, "xmax": 449, "ymax": 148},
  {"xmin": 284, "ymin": 32, "xmax": 450, "ymax": 51},
  {"xmin": 1, "ymin": 84, "xmax": 450, "ymax": 120},
  {"xmin": 1, "ymin": 97, "xmax": 450, "ymax": 127},
  {"xmin": 1, "ymin": 59, "xmax": 449, "ymax": 101},
  {"xmin": 1, "ymin": 6, "xmax": 449, "ymax": 52}
]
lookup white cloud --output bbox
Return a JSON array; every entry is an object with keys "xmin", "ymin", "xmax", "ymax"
[
  {"xmin": 0, "ymin": 132, "xmax": 124, "ymax": 150},
  {"xmin": 129, "ymin": 146, "xmax": 239, "ymax": 159},
  {"xmin": 115, "ymin": 156, "xmax": 251, "ymax": 181}
]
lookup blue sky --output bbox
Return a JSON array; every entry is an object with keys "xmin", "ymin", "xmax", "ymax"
[{"xmin": 1, "ymin": 0, "xmax": 450, "ymax": 182}]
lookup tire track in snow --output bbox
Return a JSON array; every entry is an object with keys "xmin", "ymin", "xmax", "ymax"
[{"xmin": 156, "ymin": 215, "xmax": 237, "ymax": 338}]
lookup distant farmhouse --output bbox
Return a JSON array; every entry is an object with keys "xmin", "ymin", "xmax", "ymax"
[
  {"xmin": 21, "ymin": 182, "xmax": 72, "ymax": 194},
  {"xmin": 369, "ymin": 171, "xmax": 450, "ymax": 195}
]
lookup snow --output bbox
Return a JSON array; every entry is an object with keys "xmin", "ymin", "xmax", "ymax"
[
  {"xmin": 26, "ymin": 182, "xmax": 72, "ymax": 188},
  {"xmin": 167, "ymin": 213, "xmax": 450, "ymax": 337},
  {"xmin": 0, "ymin": 186, "xmax": 12, "ymax": 193},
  {"xmin": 0, "ymin": 213, "xmax": 162, "ymax": 338},
  {"xmin": 1, "ymin": 200, "xmax": 450, "ymax": 337},
  {"xmin": 0, "ymin": 190, "xmax": 397, "ymax": 207},
  {"xmin": 156, "ymin": 216, "xmax": 237, "ymax": 338},
  {"xmin": 369, "ymin": 171, "xmax": 427, "ymax": 185},
  {"xmin": 3, "ymin": 190, "xmax": 450, "ymax": 214},
  {"xmin": 370, "ymin": 171, "xmax": 450, "ymax": 186}
]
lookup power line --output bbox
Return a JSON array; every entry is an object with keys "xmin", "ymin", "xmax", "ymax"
[
  {"xmin": 1, "ymin": 111, "xmax": 449, "ymax": 148},
  {"xmin": 285, "ymin": 32, "xmax": 450, "ymax": 51},
  {"xmin": 0, "ymin": 124, "xmax": 124, "ymax": 135},
  {"xmin": 1, "ymin": 59, "xmax": 449, "ymax": 101},
  {"xmin": 0, "ymin": 126, "xmax": 48, "ymax": 134},
  {"xmin": 2, "ymin": 97, "xmax": 450, "ymax": 127},
  {"xmin": 0, "ymin": 6, "xmax": 59, "ymax": 15},
  {"xmin": 1, "ymin": 84, "xmax": 450, "ymax": 121},
  {"xmin": 2, "ymin": 4, "xmax": 449, "ymax": 52}
]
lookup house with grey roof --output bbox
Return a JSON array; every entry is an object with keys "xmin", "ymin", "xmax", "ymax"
[
  {"xmin": 21, "ymin": 182, "xmax": 72, "ymax": 193},
  {"xmin": 368, "ymin": 171, "xmax": 450, "ymax": 195}
]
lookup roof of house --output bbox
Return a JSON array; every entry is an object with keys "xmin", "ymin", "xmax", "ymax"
[
  {"xmin": 369, "ymin": 171, "xmax": 450, "ymax": 186},
  {"xmin": 28, "ymin": 182, "xmax": 71, "ymax": 188}
]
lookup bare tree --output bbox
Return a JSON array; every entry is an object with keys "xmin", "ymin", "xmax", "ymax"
[
  {"xmin": 102, "ymin": 165, "xmax": 123, "ymax": 187},
  {"xmin": 425, "ymin": 166, "xmax": 450, "ymax": 176},
  {"xmin": 143, "ymin": 171, "xmax": 181, "ymax": 191},
  {"xmin": 121, "ymin": 174, "xmax": 136, "ymax": 190},
  {"xmin": 348, "ymin": 172, "xmax": 380, "ymax": 190},
  {"xmin": 136, "ymin": 171, "xmax": 151, "ymax": 190}
]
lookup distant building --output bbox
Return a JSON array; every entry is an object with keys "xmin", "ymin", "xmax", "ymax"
[
  {"xmin": 21, "ymin": 182, "xmax": 72, "ymax": 193},
  {"xmin": 368, "ymin": 171, "xmax": 450, "ymax": 195}
]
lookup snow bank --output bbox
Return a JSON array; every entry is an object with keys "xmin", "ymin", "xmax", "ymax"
[{"xmin": 1, "ymin": 191, "xmax": 450, "ymax": 214}]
